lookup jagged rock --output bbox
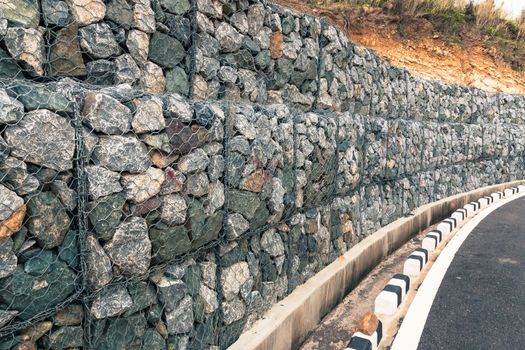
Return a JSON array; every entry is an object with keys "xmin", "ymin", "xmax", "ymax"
[
  {"xmin": 0, "ymin": 204, "xmax": 25, "ymax": 239},
  {"xmin": 4, "ymin": 109, "xmax": 75, "ymax": 171},
  {"xmin": 0, "ymin": 310, "xmax": 17, "ymax": 329},
  {"xmin": 125, "ymin": 281, "xmax": 157, "ymax": 316},
  {"xmin": 44, "ymin": 326, "xmax": 83, "ymax": 349},
  {"xmin": 162, "ymin": 93, "xmax": 193, "ymax": 122},
  {"xmin": 121, "ymin": 167, "xmax": 165, "ymax": 203},
  {"xmin": 160, "ymin": 167, "xmax": 185, "ymax": 194},
  {"xmin": 8, "ymin": 82, "xmax": 74, "ymax": 113},
  {"xmin": 154, "ymin": 276, "xmax": 188, "ymax": 311},
  {"xmin": 42, "ymin": 0, "xmax": 70, "ymax": 26},
  {"xmin": 0, "ymin": 237, "xmax": 17, "ymax": 278},
  {"xmin": 86, "ymin": 235, "xmax": 112, "ymax": 290},
  {"xmin": 186, "ymin": 172, "xmax": 209, "ymax": 197},
  {"xmin": 27, "ymin": 192, "xmax": 71, "ymax": 249},
  {"xmin": 166, "ymin": 67, "xmax": 190, "ymax": 96},
  {"xmin": 82, "ymin": 92, "xmax": 132, "ymax": 134},
  {"xmin": 79, "ymin": 23, "xmax": 120, "ymax": 59},
  {"xmin": 178, "ymin": 148, "xmax": 209, "ymax": 173},
  {"xmin": 165, "ymin": 120, "xmax": 200, "ymax": 155},
  {"xmin": 58, "ymin": 229, "xmax": 80, "ymax": 268},
  {"xmin": 105, "ymin": 0, "xmax": 133, "ymax": 29},
  {"xmin": 222, "ymin": 297, "xmax": 246, "ymax": 325},
  {"xmin": 221, "ymin": 261, "xmax": 250, "ymax": 301},
  {"xmin": 149, "ymin": 31, "xmax": 186, "ymax": 68},
  {"xmin": 132, "ymin": 96, "xmax": 166, "ymax": 133},
  {"xmin": 93, "ymin": 135, "xmax": 151, "ymax": 173},
  {"xmin": 53, "ymin": 304, "xmax": 83, "ymax": 326},
  {"xmin": 150, "ymin": 224, "xmax": 190, "ymax": 263},
  {"xmin": 126, "ymin": 29, "xmax": 149, "ymax": 65},
  {"xmin": 49, "ymin": 24, "xmax": 86, "ymax": 76},
  {"xmin": 0, "ymin": 157, "xmax": 39, "ymax": 196},
  {"xmin": 85, "ymin": 59, "xmax": 115, "ymax": 85},
  {"xmin": 85, "ymin": 165, "xmax": 122, "ymax": 199},
  {"xmin": 142, "ymin": 329, "xmax": 165, "ymax": 350},
  {"xmin": 0, "ymin": 48, "xmax": 20, "ymax": 79},
  {"xmin": 261, "ymin": 229, "xmax": 284, "ymax": 257},
  {"xmin": 165, "ymin": 295, "xmax": 193, "ymax": 334},
  {"xmin": 104, "ymin": 217, "xmax": 151, "ymax": 276},
  {"xmin": 0, "ymin": 0, "xmax": 39, "ymax": 28},
  {"xmin": 226, "ymin": 213, "xmax": 249, "ymax": 240},
  {"xmin": 198, "ymin": 284, "xmax": 218, "ymax": 314},
  {"xmin": 228, "ymin": 190, "xmax": 262, "ymax": 221},
  {"xmin": 4, "ymin": 27, "xmax": 44, "ymax": 76},
  {"xmin": 160, "ymin": 194, "xmax": 187, "ymax": 224},
  {"xmin": 67, "ymin": 0, "xmax": 106, "ymax": 26},
  {"xmin": 114, "ymin": 54, "xmax": 141, "ymax": 84},
  {"xmin": 50, "ymin": 180, "xmax": 77, "ymax": 211},
  {"xmin": 216, "ymin": 22, "xmax": 244, "ymax": 53},
  {"xmin": 88, "ymin": 193, "xmax": 126, "ymax": 241},
  {"xmin": 206, "ymin": 180, "xmax": 224, "ymax": 215},
  {"xmin": 0, "ymin": 89, "xmax": 23, "ymax": 124},
  {"xmin": 90, "ymin": 285, "xmax": 132, "ymax": 319},
  {"xmin": 160, "ymin": 0, "xmax": 191, "ymax": 14},
  {"xmin": 140, "ymin": 61, "xmax": 166, "ymax": 94},
  {"xmin": 132, "ymin": 1, "xmax": 155, "ymax": 33}
]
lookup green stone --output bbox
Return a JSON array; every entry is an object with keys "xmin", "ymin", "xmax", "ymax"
[
  {"xmin": 125, "ymin": 282, "xmax": 158, "ymax": 317},
  {"xmin": 141, "ymin": 329, "xmax": 166, "ymax": 350},
  {"xmin": 166, "ymin": 67, "xmax": 190, "ymax": 96},
  {"xmin": 187, "ymin": 200, "xmax": 222, "ymax": 249},
  {"xmin": 282, "ymin": 13, "xmax": 296, "ymax": 35},
  {"xmin": 183, "ymin": 264, "xmax": 200, "ymax": 297},
  {"xmin": 24, "ymin": 250, "xmax": 55, "ymax": 275},
  {"xmin": 159, "ymin": 0, "xmax": 191, "ymax": 15},
  {"xmin": 105, "ymin": 0, "xmax": 133, "ymax": 29},
  {"xmin": 88, "ymin": 193, "xmax": 126, "ymax": 241},
  {"xmin": 7, "ymin": 82, "xmax": 74, "ymax": 114},
  {"xmin": 219, "ymin": 244, "xmax": 244, "ymax": 268},
  {"xmin": 58, "ymin": 230, "xmax": 79, "ymax": 269},
  {"xmin": 255, "ymin": 50, "xmax": 271, "ymax": 70},
  {"xmin": 228, "ymin": 190, "xmax": 261, "ymax": 220},
  {"xmin": 0, "ymin": 49, "xmax": 22, "ymax": 79},
  {"xmin": 0, "ymin": 0, "xmax": 39, "ymax": 28},
  {"xmin": 226, "ymin": 153, "xmax": 245, "ymax": 188},
  {"xmin": 150, "ymin": 224, "xmax": 191, "ymax": 264},
  {"xmin": 44, "ymin": 326, "xmax": 84, "ymax": 349},
  {"xmin": 219, "ymin": 319, "xmax": 244, "ymax": 349},
  {"xmin": 249, "ymin": 202, "xmax": 269, "ymax": 230},
  {"xmin": 96, "ymin": 313, "xmax": 147, "ymax": 350},
  {"xmin": 149, "ymin": 32, "xmax": 186, "ymax": 68}
]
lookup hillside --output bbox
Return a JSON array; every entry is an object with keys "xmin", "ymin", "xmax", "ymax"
[{"xmin": 275, "ymin": 0, "xmax": 525, "ymax": 94}]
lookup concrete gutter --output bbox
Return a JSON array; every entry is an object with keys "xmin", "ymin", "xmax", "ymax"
[{"xmin": 228, "ymin": 180, "xmax": 525, "ymax": 350}]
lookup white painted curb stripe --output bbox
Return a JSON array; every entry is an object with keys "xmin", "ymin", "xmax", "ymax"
[{"xmin": 390, "ymin": 191, "xmax": 525, "ymax": 350}]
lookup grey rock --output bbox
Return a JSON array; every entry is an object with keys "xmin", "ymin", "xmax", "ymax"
[
  {"xmin": 127, "ymin": 29, "xmax": 149, "ymax": 65},
  {"xmin": 79, "ymin": 23, "xmax": 121, "ymax": 59},
  {"xmin": 216, "ymin": 22, "xmax": 244, "ymax": 53},
  {"xmin": 247, "ymin": 4, "xmax": 265, "ymax": 36},
  {"xmin": 104, "ymin": 217, "xmax": 151, "ymax": 277},
  {"xmin": 178, "ymin": 148, "xmax": 209, "ymax": 174},
  {"xmin": 86, "ymin": 165, "xmax": 122, "ymax": 200},
  {"xmin": 121, "ymin": 167, "xmax": 165, "ymax": 203},
  {"xmin": 0, "ymin": 48, "xmax": 20, "ymax": 79},
  {"xmin": 208, "ymin": 155, "xmax": 224, "ymax": 182},
  {"xmin": 142, "ymin": 329, "xmax": 166, "ymax": 350},
  {"xmin": 199, "ymin": 260, "xmax": 216, "ymax": 288},
  {"xmin": 85, "ymin": 59, "xmax": 115, "ymax": 85},
  {"xmin": 4, "ymin": 27, "xmax": 44, "ymax": 76},
  {"xmin": 42, "ymin": 0, "xmax": 70, "ymax": 26},
  {"xmin": 88, "ymin": 193, "xmax": 126, "ymax": 241},
  {"xmin": 0, "ymin": 238, "xmax": 17, "ymax": 278},
  {"xmin": 166, "ymin": 67, "xmax": 190, "ymax": 96},
  {"xmin": 234, "ymin": 114, "xmax": 257, "ymax": 139},
  {"xmin": 0, "ymin": 0, "xmax": 39, "ymax": 28},
  {"xmin": 0, "ymin": 157, "xmax": 39, "ymax": 196},
  {"xmin": 105, "ymin": 0, "xmax": 133, "ymax": 29},
  {"xmin": 160, "ymin": 0, "xmax": 191, "ymax": 14},
  {"xmin": 160, "ymin": 194, "xmax": 187, "ymax": 224},
  {"xmin": 149, "ymin": 31, "xmax": 186, "ymax": 68},
  {"xmin": 44, "ymin": 326, "xmax": 83, "ymax": 349},
  {"xmin": 218, "ymin": 66, "xmax": 238, "ymax": 84},
  {"xmin": 91, "ymin": 285, "xmax": 133, "ymax": 319},
  {"xmin": 7, "ymin": 82, "xmax": 74, "ymax": 113},
  {"xmin": 220, "ymin": 261, "xmax": 250, "ymax": 301},
  {"xmin": 163, "ymin": 93, "xmax": 193, "ymax": 122},
  {"xmin": 230, "ymin": 12, "xmax": 248, "ymax": 34},
  {"xmin": 226, "ymin": 213, "xmax": 249, "ymax": 240},
  {"xmin": 228, "ymin": 190, "xmax": 262, "ymax": 221},
  {"xmin": 4, "ymin": 109, "xmax": 75, "ymax": 171},
  {"xmin": 50, "ymin": 180, "xmax": 77, "ymax": 211},
  {"xmin": 58, "ymin": 229, "xmax": 80, "ymax": 268},
  {"xmin": 165, "ymin": 295, "xmax": 194, "ymax": 334},
  {"xmin": 27, "ymin": 191, "xmax": 71, "ymax": 249},
  {"xmin": 82, "ymin": 92, "xmax": 132, "ymax": 134},
  {"xmin": 0, "ymin": 89, "xmax": 23, "ymax": 124},
  {"xmin": 206, "ymin": 180, "xmax": 224, "ymax": 215},
  {"xmin": 132, "ymin": 96, "xmax": 166, "ymax": 133},
  {"xmin": 132, "ymin": 2, "xmax": 156, "ymax": 33},
  {"xmin": 165, "ymin": 13, "xmax": 192, "ymax": 46},
  {"xmin": 86, "ymin": 235, "xmax": 113, "ymax": 290},
  {"xmin": 261, "ymin": 229, "xmax": 284, "ymax": 257},
  {"xmin": 160, "ymin": 167, "xmax": 186, "ymax": 195},
  {"xmin": 150, "ymin": 224, "xmax": 191, "ymax": 263},
  {"xmin": 0, "ymin": 310, "xmax": 17, "ymax": 329},
  {"xmin": 93, "ymin": 135, "xmax": 151, "ymax": 173},
  {"xmin": 186, "ymin": 172, "xmax": 209, "ymax": 197},
  {"xmin": 196, "ymin": 0, "xmax": 221, "ymax": 17},
  {"xmin": 114, "ymin": 54, "xmax": 141, "ymax": 84},
  {"xmin": 222, "ymin": 297, "xmax": 246, "ymax": 325},
  {"xmin": 198, "ymin": 283, "xmax": 218, "ymax": 314},
  {"xmin": 125, "ymin": 281, "xmax": 157, "ymax": 316},
  {"xmin": 49, "ymin": 24, "xmax": 86, "ymax": 77},
  {"xmin": 155, "ymin": 276, "xmax": 188, "ymax": 310}
]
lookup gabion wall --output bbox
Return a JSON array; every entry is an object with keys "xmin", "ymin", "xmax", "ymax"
[{"xmin": 1, "ymin": 0, "xmax": 525, "ymax": 349}]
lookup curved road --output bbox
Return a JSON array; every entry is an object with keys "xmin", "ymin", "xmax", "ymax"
[{"xmin": 417, "ymin": 196, "xmax": 525, "ymax": 349}]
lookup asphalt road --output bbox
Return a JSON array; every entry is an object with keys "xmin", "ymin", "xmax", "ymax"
[{"xmin": 417, "ymin": 196, "xmax": 525, "ymax": 350}]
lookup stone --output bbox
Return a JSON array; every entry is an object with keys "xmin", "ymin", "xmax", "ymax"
[
  {"xmin": 186, "ymin": 172, "xmax": 209, "ymax": 197},
  {"xmin": 58, "ymin": 229, "xmax": 79, "ymax": 268},
  {"xmin": 165, "ymin": 13, "xmax": 192, "ymax": 46},
  {"xmin": 0, "ymin": 89, "xmax": 23, "ymax": 124},
  {"xmin": 27, "ymin": 192, "xmax": 70, "ymax": 249},
  {"xmin": 79, "ymin": 23, "xmax": 121, "ymax": 58},
  {"xmin": 150, "ymin": 224, "xmax": 191, "ymax": 263},
  {"xmin": 0, "ymin": 310, "xmax": 17, "ymax": 329},
  {"xmin": 160, "ymin": 0, "xmax": 190, "ymax": 14},
  {"xmin": 270, "ymin": 31, "xmax": 283, "ymax": 59},
  {"xmin": 160, "ymin": 167, "xmax": 185, "ymax": 194},
  {"xmin": 50, "ymin": 180, "xmax": 76, "ymax": 211},
  {"xmin": 24, "ymin": 250, "xmax": 56, "ymax": 275},
  {"xmin": 226, "ymin": 213, "xmax": 249, "ymax": 240},
  {"xmin": 154, "ymin": 276, "xmax": 187, "ymax": 310},
  {"xmin": 85, "ymin": 59, "xmax": 115, "ymax": 85},
  {"xmin": 0, "ymin": 237, "xmax": 17, "ymax": 278},
  {"xmin": 261, "ymin": 229, "xmax": 285, "ymax": 257},
  {"xmin": 0, "ymin": 48, "xmax": 20, "ymax": 79},
  {"xmin": 121, "ymin": 167, "xmax": 165, "ymax": 203},
  {"xmin": 0, "ymin": 184, "xmax": 23, "ymax": 221},
  {"xmin": 49, "ymin": 24, "xmax": 86, "ymax": 76},
  {"xmin": 162, "ymin": 93, "xmax": 193, "ymax": 122},
  {"xmin": 67, "ymin": 0, "xmax": 105, "ymax": 25},
  {"xmin": 220, "ymin": 261, "xmax": 250, "ymax": 301},
  {"xmin": 206, "ymin": 180, "xmax": 224, "ymax": 215},
  {"xmin": 356, "ymin": 311, "xmax": 379, "ymax": 336},
  {"xmin": 4, "ymin": 27, "xmax": 44, "ymax": 76},
  {"xmin": 222, "ymin": 297, "xmax": 246, "ymax": 325},
  {"xmin": 234, "ymin": 114, "xmax": 256, "ymax": 139},
  {"xmin": 230, "ymin": 12, "xmax": 248, "ymax": 33},
  {"xmin": 21, "ymin": 321, "xmax": 53, "ymax": 342},
  {"xmin": 228, "ymin": 190, "xmax": 262, "ymax": 221},
  {"xmin": 90, "ymin": 285, "xmax": 133, "ymax": 319},
  {"xmin": 160, "ymin": 194, "xmax": 187, "ymax": 224},
  {"xmin": 114, "ymin": 54, "xmax": 141, "ymax": 84},
  {"xmin": 44, "ymin": 326, "xmax": 83, "ymax": 349},
  {"xmin": 142, "ymin": 329, "xmax": 165, "ymax": 350},
  {"xmin": 132, "ymin": 96, "xmax": 166, "ymax": 133},
  {"xmin": 0, "ymin": 0, "xmax": 39, "ymax": 28},
  {"xmin": 7, "ymin": 82, "xmax": 74, "ymax": 113},
  {"xmin": 239, "ymin": 172, "xmax": 265, "ymax": 193},
  {"xmin": 82, "ymin": 92, "xmax": 132, "ymax": 134},
  {"xmin": 4, "ymin": 109, "xmax": 75, "ymax": 171},
  {"xmin": 166, "ymin": 67, "xmax": 190, "ymax": 96},
  {"xmin": 126, "ymin": 29, "xmax": 149, "ymax": 65},
  {"xmin": 0, "ymin": 157, "xmax": 39, "ymax": 196},
  {"xmin": 140, "ymin": 61, "xmax": 166, "ymax": 94},
  {"xmin": 94, "ymin": 312, "xmax": 147, "ymax": 349},
  {"xmin": 105, "ymin": 0, "xmax": 133, "ymax": 29},
  {"xmin": 88, "ymin": 193, "xmax": 126, "ymax": 241},
  {"xmin": 165, "ymin": 295, "xmax": 193, "ymax": 334},
  {"xmin": 86, "ymin": 235, "xmax": 113, "ymax": 290},
  {"xmin": 85, "ymin": 165, "xmax": 122, "ymax": 199},
  {"xmin": 0, "ymin": 259, "xmax": 76, "ymax": 320},
  {"xmin": 53, "ymin": 304, "xmax": 83, "ymax": 326},
  {"xmin": 208, "ymin": 155, "xmax": 224, "ymax": 182},
  {"xmin": 42, "ymin": 0, "xmax": 70, "ymax": 26},
  {"xmin": 216, "ymin": 22, "xmax": 243, "ymax": 53},
  {"xmin": 198, "ymin": 284, "xmax": 218, "ymax": 314},
  {"xmin": 104, "ymin": 217, "xmax": 151, "ymax": 277},
  {"xmin": 149, "ymin": 31, "xmax": 185, "ymax": 68},
  {"xmin": 93, "ymin": 135, "xmax": 151, "ymax": 173},
  {"xmin": 132, "ymin": 2, "xmax": 155, "ymax": 33},
  {"xmin": 200, "ymin": 261, "xmax": 216, "ymax": 288},
  {"xmin": 178, "ymin": 148, "xmax": 209, "ymax": 174},
  {"xmin": 125, "ymin": 281, "xmax": 157, "ymax": 316},
  {"xmin": 0, "ymin": 205, "xmax": 25, "ymax": 239},
  {"xmin": 0, "ymin": 135, "xmax": 9, "ymax": 162}
]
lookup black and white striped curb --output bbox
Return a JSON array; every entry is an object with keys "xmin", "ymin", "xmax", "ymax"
[
  {"xmin": 345, "ymin": 320, "xmax": 383, "ymax": 350},
  {"xmin": 374, "ymin": 274, "xmax": 411, "ymax": 315},
  {"xmin": 463, "ymin": 201, "xmax": 480, "ymax": 215},
  {"xmin": 451, "ymin": 208, "xmax": 468, "ymax": 224},
  {"xmin": 436, "ymin": 217, "xmax": 456, "ymax": 235},
  {"xmin": 422, "ymin": 230, "xmax": 443, "ymax": 251},
  {"xmin": 403, "ymin": 248, "xmax": 429, "ymax": 276}
]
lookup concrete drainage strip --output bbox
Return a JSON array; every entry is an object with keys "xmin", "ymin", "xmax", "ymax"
[{"xmin": 228, "ymin": 180, "xmax": 525, "ymax": 350}]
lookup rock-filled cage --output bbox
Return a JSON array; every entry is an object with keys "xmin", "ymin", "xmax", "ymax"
[{"xmin": 0, "ymin": 0, "xmax": 524, "ymax": 348}]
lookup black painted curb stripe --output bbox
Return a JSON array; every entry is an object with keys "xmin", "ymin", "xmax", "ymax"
[
  {"xmin": 376, "ymin": 320, "xmax": 383, "ymax": 343},
  {"xmin": 393, "ymin": 274, "xmax": 410, "ymax": 291},
  {"xmin": 384, "ymin": 284, "xmax": 403, "ymax": 306},
  {"xmin": 408, "ymin": 255, "xmax": 424, "ymax": 270},
  {"xmin": 347, "ymin": 336, "xmax": 372, "ymax": 350},
  {"xmin": 426, "ymin": 234, "xmax": 438, "ymax": 247},
  {"xmin": 430, "ymin": 229, "xmax": 443, "ymax": 241},
  {"xmin": 415, "ymin": 248, "xmax": 428, "ymax": 262}
]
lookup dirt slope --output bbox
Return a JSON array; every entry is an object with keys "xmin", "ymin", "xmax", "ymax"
[{"xmin": 274, "ymin": 0, "xmax": 525, "ymax": 94}]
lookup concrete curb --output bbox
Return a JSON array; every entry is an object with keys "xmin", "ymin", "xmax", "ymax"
[
  {"xmin": 345, "ymin": 320, "xmax": 383, "ymax": 350},
  {"xmin": 227, "ymin": 180, "xmax": 525, "ymax": 350}
]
